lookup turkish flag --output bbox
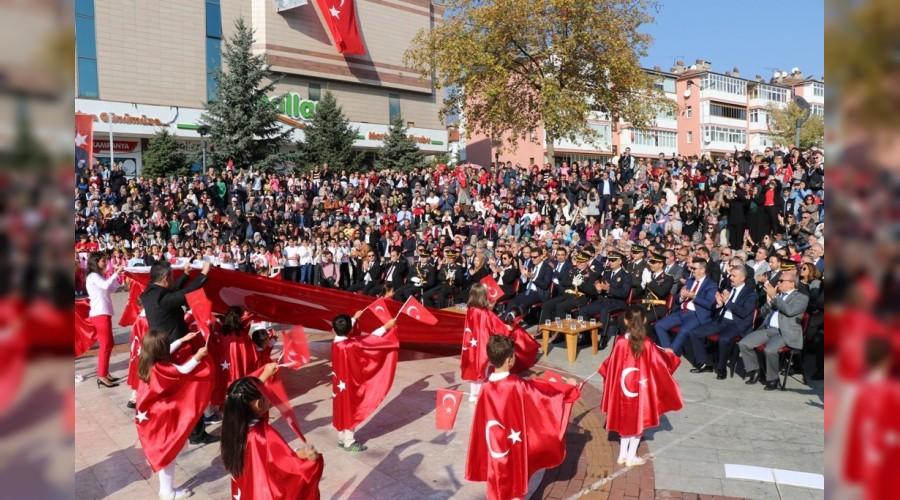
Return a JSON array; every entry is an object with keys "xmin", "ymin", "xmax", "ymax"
[
  {"xmin": 598, "ymin": 337, "xmax": 683, "ymax": 436},
  {"xmin": 135, "ymin": 356, "xmax": 215, "ymax": 472},
  {"xmin": 508, "ymin": 323, "xmax": 539, "ymax": 373},
  {"xmin": 75, "ymin": 113, "xmax": 93, "ymax": 169},
  {"xmin": 74, "ymin": 299, "xmax": 96, "ymax": 357},
  {"xmin": 230, "ymin": 419, "xmax": 324, "ymax": 500},
  {"xmin": 332, "ymin": 325, "xmax": 399, "ymax": 431},
  {"xmin": 480, "ymin": 276, "xmax": 504, "ymax": 303},
  {"xmin": 465, "ymin": 374, "xmax": 580, "ymax": 500},
  {"xmin": 250, "ymin": 366, "xmax": 307, "ymax": 442},
  {"xmin": 455, "ymin": 167, "xmax": 467, "ymax": 188},
  {"xmin": 118, "ymin": 281, "xmax": 146, "ymax": 327},
  {"xmin": 460, "ymin": 307, "xmax": 508, "ymax": 382},
  {"xmin": 365, "ymin": 297, "xmax": 393, "ymax": 324},
  {"xmin": 543, "ymin": 370, "xmax": 563, "ymax": 384},
  {"xmin": 186, "ymin": 289, "xmax": 214, "ymax": 341},
  {"xmin": 398, "ymin": 296, "xmax": 437, "ymax": 325},
  {"xmin": 281, "ymin": 325, "xmax": 310, "ymax": 369},
  {"xmin": 315, "ymin": 0, "xmax": 365, "ymax": 55},
  {"xmin": 126, "ymin": 315, "xmax": 149, "ymax": 391},
  {"xmin": 435, "ymin": 389, "xmax": 463, "ymax": 430},
  {"xmin": 0, "ymin": 299, "xmax": 26, "ymax": 414}
]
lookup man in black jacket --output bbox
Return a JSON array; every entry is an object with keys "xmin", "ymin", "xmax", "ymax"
[{"xmin": 140, "ymin": 260, "xmax": 217, "ymax": 445}]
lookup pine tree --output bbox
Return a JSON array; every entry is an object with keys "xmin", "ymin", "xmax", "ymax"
[
  {"xmin": 142, "ymin": 129, "xmax": 189, "ymax": 178},
  {"xmin": 375, "ymin": 114, "xmax": 423, "ymax": 172},
  {"xmin": 199, "ymin": 17, "xmax": 292, "ymax": 171},
  {"xmin": 297, "ymin": 91, "xmax": 363, "ymax": 171}
]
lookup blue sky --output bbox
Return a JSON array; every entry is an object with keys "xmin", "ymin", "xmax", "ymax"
[{"xmin": 640, "ymin": 0, "xmax": 824, "ymax": 80}]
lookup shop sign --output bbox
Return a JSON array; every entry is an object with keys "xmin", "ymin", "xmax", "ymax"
[
  {"xmin": 92, "ymin": 140, "xmax": 140, "ymax": 154},
  {"xmin": 264, "ymin": 92, "xmax": 318, "ymax": 120}
]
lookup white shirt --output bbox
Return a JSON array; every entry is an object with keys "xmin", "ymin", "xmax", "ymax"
[
  {"xmin": 284, "ymin": 245, "xmax": 301, "ymax": 267},
  {"xmin": 333, "ymin": 318, "xmax": 386, "ymax": 343},
  {"xmin": 528, "ymin": 262, "xmax": 544, "ymax": 292},
  {"xmin": 297, "ymin": 246, "xmax": 312, "ymax": 265},
  {"xmin": 768, "ymin": 290, "xmax": 794, "ymax": 329},
  {"xmin": 86, "ymin": 272, "xmax": 120, "ymax": 317},
  {"xmin": 723, "ymin": 284, "xmax": 744, "ymax": 320},
  {"xmin": 488, "ymin": 371, "xmax": 510, "ymax": 382},
  {"xmin": 686, "ymin": 277, "xmax": 705, "ymax": 312}
]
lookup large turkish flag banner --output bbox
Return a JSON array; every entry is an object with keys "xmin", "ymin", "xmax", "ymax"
[
  {"xmin": 315, "ymin": 0, "xmax": 365, "ymax": 55},
  {"xmin": 75, "ymin": 113, "xmax": 94, "ymax": 168}
]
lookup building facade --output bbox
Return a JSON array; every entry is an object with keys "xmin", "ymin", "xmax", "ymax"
[
  {"xmin": 465, "ymin": 60, "xmax": 824, "ymax": 167},
  {"xmin": 74, "ymin": 0, "xmax": 447, "ymax": 175}
]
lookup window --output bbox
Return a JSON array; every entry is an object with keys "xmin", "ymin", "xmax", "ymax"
[
  {"xmin": 700, "ymin": 73, "xmax": 747, "ymax": 96},
  {"xmin": 709, "ymin": 101, "xmax": 747, "ymax": 120},
  {"xmin": 702, "ymin": 125, "xmax": 747, "ymax": 145},
  {"xmin": 75, "ymin": 0, "xmax": 98, "ymax": 98},
  {"xmin": 750, "ymin": 84, "xmax": 789, "ymax": 103},
  {"xmin": 750, "ymin": 109, "xmax": 763, "ymax": 123},
  {"xmin": 811, "ymin": 104, "xmax": 824, "ymax": 116},
  {"xmin": 206, "ymin": 0, "xmax": 223, "ymax": 102},
  {"xmin": 686, "ymin": 131, "xmax": 693, "ymax": 144},
  {"xmin": 686, "ymin": 106, "xmax": 692, "ymax": 118},
  {"xmin": 589, "ymin": 123, "xmax": 612, "ymax": 145},
  {"xmin": 656, "ymin": 105, "xmax": 675, "ymax": 121},
  {"xmin": 308, "ymin": 83, "xmax": 321, "ymax": 101},
  {"xmin": 813, "ymin": 82, "xmax": 824, "ymax": 97},
  {"xmin": 389, "ymin": 94, "xmax": 401, "ymax": 121},
  {"xmin": 653, "ymin": 76, "xmax": 676, "ymax": 94},
  {"xmin": 633, "ymin": 130, "xmax": 677, "ymax": 149}
]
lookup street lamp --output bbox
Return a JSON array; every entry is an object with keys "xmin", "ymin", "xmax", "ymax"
[
  {"xmin": 197, "ymin": 124, "xmax": 210, "ymax": 171},
  {"xmin": 792, "ymin": 95, "xmax": 811, "ymax": 148}
]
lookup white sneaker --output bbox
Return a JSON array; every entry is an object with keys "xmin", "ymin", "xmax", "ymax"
[
  {"xmin": 468, "ymin": 394, "xmax": 477, "ymax": 403},
  {"xmin": 625, "ymin": 457, "xmax": 646, "ymax": 467},
  {"xmin": 159, "ymin": 488, "xmax": 193, "ymax": 499},
  {"xmin": 616, "ymin": 457, "xmax": 626, "ymax": 465}
]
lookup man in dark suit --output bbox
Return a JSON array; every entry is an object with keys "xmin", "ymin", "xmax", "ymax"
[
  {"xmin": 595, "ymin": 169, "xmax": 618, "ymax": 215},
  {"xmin": 688, "ymin": 264, "xmax": 757, "ymax": 379},
  {"xmin": 505, "ymin": 247, "xmax": 552, "ymax": 314},
  {"xmin": 140, "ymin": 260, "xmax": 217, "ymax": 445},
  {"xmin": 738, "ymin": 262, "xmax": 809, "ymax": 390},
  {"xmin": 654, "ymin": 258, "xmax": 717, "ymax": 356},
  {"xmin": 367, "ymin": 247, "xmax": 407, "ymax": 296},
  {"xmin": 578, "ymin": 251, "xmax": 632, "ymax": 350},
  {"xmin": 142, "ymin": 260, "xmax": 210, "ymax": 342},
  {"xmin": 347, "ymin": 250, "xmax": 381, "ymax": 294},
  {"xmin": 549, "ymin": 247, "xmax": 573, "ymax": 298}
]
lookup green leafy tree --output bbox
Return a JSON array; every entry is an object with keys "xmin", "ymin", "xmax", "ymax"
[
  {"xmin": 199, "ymin": 18, "xmax": 292, "ymax": 170},
  {"xmin": 766, "ymin": 102, "xmax": 825, "ymax": 150},
  {"xmin": 376, "ymin": 114, "xmax": 423, "ymax": 171},
  {"xmin": 142, "ymin": 128, "xmax": 189, "ymax": 178},
  {"xmin": 405, "ymin": 0, "xmax": 674, "ymax": 160},
  {"xmin": 297, "ymin": 91, "xmax": 363, "ymax": 171}
]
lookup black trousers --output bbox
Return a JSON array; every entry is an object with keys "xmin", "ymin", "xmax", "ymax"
[
  {"xmin": 539, "ymin": 295, "xmax": 589, "ymax": 324},
  {"xmin": 189, "ymin": 417, "xmax": 206, "ymax": 441},
  {"xmin": 578, "ymin": 298, "xmax": 626, "ymax": 337},
  {"xmin": 423, "ymin": 284, "xmax": 456, "ymax": 307}
]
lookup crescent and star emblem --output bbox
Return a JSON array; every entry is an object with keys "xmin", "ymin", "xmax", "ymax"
[
  {"xmin": 441, "ymin": 393, "xmax": 457, "ymax": 414},
  {"xmin": 620, "ymin": 367, "xmax": 647, "ymax": 398},
  {"xmin": 485, "ymin": 420, "xmax": 522, "ymax": 459},
  {"xmin": 374, "ymin": 306, "xmax": 386, "ymax": 315},
  {"xmin": 487, "ymin": 286, "xmax": 499, "ymax": 299},
  {"xmin": 407, "ymin": 305, "xmax": 421, "ymax": 320},
  {"xmin": 462, "ymin": 327, "xmax": 472, "ymax": 351}
]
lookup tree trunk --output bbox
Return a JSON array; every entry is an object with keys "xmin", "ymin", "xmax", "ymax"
[{"xmin": 544, "ymin": 131, "xmax": 555, "ymax": 166}]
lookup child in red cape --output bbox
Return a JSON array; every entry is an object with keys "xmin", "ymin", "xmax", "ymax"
[
  {"xmin": 136, "ymin": 329, "xmax": 215, "ymax": 499},
  {"xmin": 331, "ymin": 310, "xmax": 398, "ymax": 453},
  {"xmin": 502, "ymin": 307, "xmax": 540, "ymax": 373},
  {"xmin": 221, "ymin": 371, "xmax": 324, "ymax": 500},
  {"xmin": 126, "ymin": 307, "xmax": 149, "ymax": 410},
  {"xmin": 461, "ymin": 283, "xmax": 511, "ymax": 403},
  {"xmin": 251, "ymin": 328, "xmax": 278, "ymax": 367},
  {"xmin": 598, "ymin": 306, "xmax": 683, "ymax": 467},
  {"xmin": 466, "ymin": 335, "xmax": 581, "ymax": 500},
  {"xmin": 210, "ymin": 307, "xmax": 259, "ymax": 408}
]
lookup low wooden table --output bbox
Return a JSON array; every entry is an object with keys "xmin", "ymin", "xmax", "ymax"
[
  {"xmin": 539, "ymin": 319, "xmax": 602, "ymax": 363},
  {"xmin": 441, "ymin": 305, "xmax": 467, "ymax": 315}
]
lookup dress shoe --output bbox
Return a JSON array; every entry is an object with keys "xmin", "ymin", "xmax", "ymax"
[
  {"xmin": 690, "ymin": 364, "xmax": 714, "ymax": 374},
  {"xmin": 204, "ymin": 413, "xmax": 222, "ymax": 424},
  {"xmin": 106, "ymin": 374, "xmax": 119, "ymax": 382},
  {"xmin": 551, "ymin": 333, "xmax": 566, "ymax": 344},
  {"xmin": 763, "ymin": 380, "xmax": 781, "ymax": 391},
  {"xmin": 189, "ymin": 432, "xmax": 219, "ymax": 445},
  {"xmin": 126, "ymin": 400, "xmax": 136, "ymax": 409},
  {"xmin": 96, "ymin": 379, "xmax": 119, "ymax": 389},
  {"xmin": 599, "ymin": 337, "xmax": 610, "ymax": 350},
  {"xmin": 744, "ymin": 371, "xmax": 759, "ymax": 385},
  {"xmin": 577, "ymin": 333, "xmax": 592, "ymax": 347},
  {"xmin": 716, "ymin": 370, "xmax": 726, "ymax": 380}
]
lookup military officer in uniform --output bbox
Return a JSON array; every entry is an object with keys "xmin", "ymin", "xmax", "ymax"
[
  {"xmin": 578, "ymin": 251, "xmax": 632, "ymax": 350},
  {"xmin": 394, "ymin": 248, "xmax": 436, "ymax": 302},
  {"xmin": 625, "ymin": 252, "xmax": 674, "ymax": 343},
  {"xmin": 540, "ymin": 251, "xmax": 597, "ymax": 325},
  {"xmin": 423, "ymin": 249, "xmax": 464, "ymax": 307},
  {"xmin": 628, "ymin": 244, "xmax": 650, "ymax": 296}
]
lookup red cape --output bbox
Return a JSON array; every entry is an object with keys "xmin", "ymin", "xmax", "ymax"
[
  {"xmin": 210, "ymin": 330, "xmax": 259, "ymax": 406},
  {"xmin": 465, "ymin": 374, "xmax": 581, "ymax": 500},
  {"xmin": 135, "ymin": 357, "xmax": 215, "ymax": 471},
  {"xmin": 126, "ymin": 316, "xmax": 149, "ymax": 391},
  {"xmin": 331, "ymin": 326, "xmax": 399, "ymax": 431},
  {"xmin": 508, "ymin": 323, "xmax": 540, "ymax": 374},
  {"xmin": 74, "ymin": 299, "xmax": 95, "ymax": 357},
  {"xmin": 231, "ymin": 419, "xmax": 324, "ymax": 500},
  {"xmin": 599, "ymin": 337, "xmax": 683, "ymax": 436},
  {"xmin": 461, "ymin": 308, "xmax": 508, "ymax": 381},
  {"xmin": 844, "ymin": 380, "xmax": 900, "ymax": 500}
]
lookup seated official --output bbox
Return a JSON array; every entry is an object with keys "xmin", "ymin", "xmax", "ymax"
[
  {"xmin": 653, "ymin": 257, "xmax": 716, "ymax": 356},
  {"xmin": 577, "ymin": 251, "xmax": 632, "ymax": 350}
]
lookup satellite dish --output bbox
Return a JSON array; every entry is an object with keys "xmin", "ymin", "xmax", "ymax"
[
  {"xmin": 703, "ymin": 134, "xmax": 712, "ymax": 143},
  {"xmin": 683, "ymin": 88, "xmax": 692, "ymax": 98},
  {"xmin": 791, "ymin": 67, "xmax": 800, "ymax": 74},
  {"xmin": 793, "ymin": 95, "xmax": 811, "ymax": 110}
]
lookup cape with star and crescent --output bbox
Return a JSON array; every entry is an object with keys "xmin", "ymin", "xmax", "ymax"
[{"xmin": 460, "ymin": 307, "xmax": 508, "ymax": 382}]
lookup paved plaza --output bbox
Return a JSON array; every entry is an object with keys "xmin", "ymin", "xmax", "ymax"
[{"xmin": 75, "ymin": 292, "xmax": 824, "ymax": 499}]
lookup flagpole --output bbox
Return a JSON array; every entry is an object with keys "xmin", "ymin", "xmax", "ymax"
[
  {"xmin": 394, "ymin": 296, "xmax": 411, "ymax": 321},
  {"xmin": 578, "ymin": 371, "xmax": 599, "ymax": 388},
  {"xmin": 108, "ymin": 115, "xmax": 115, "ymax": 168}
]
